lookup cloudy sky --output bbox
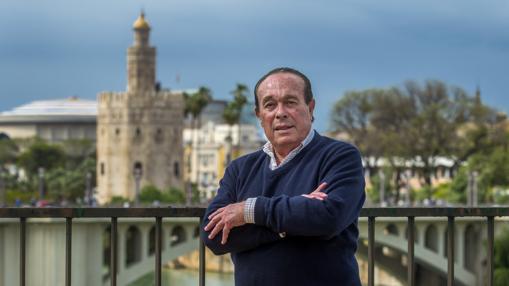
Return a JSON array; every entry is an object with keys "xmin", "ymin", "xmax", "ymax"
[{"xmin": 0, "ymin": 0, "xmax": 507, "ymax": 132}]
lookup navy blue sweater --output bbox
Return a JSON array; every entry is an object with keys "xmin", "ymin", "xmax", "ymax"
[{"xmin": 201, "ymin": 133, "xmax": 365, "ymax": 286}]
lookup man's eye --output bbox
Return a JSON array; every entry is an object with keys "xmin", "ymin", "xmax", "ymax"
[{"xmin": 264, "ymin": 103, "xmax": 275, "ymax": 108}]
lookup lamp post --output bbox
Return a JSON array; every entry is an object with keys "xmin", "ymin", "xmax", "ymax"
[
  {"xmin": 472, "ymin": 171, "xmax": 479, "ymax": 207},
  {"xmin": 85, "ymin": 172, "xmax": 92, "ymax": 206},
  {"xmin": 467, "ymin": 171, "xmax": 479, "ymax": 206},
  {"xmin": 0, "ymin": 168, "xmax": 5, "ymax": 207},
  {"xmin": 378, "ymin": 170, "xmax": 386, "ymax": 207},
  {"xmin": 133, "ymin": 165, "xmax": 142, "ymax": 206},
  {"xmin": 38, "ymin": 167, "xmax": 45, "ymax": 200},
  {"xmin": 404, "ymin": 170, "xmax": 412, "ymax": 206}
]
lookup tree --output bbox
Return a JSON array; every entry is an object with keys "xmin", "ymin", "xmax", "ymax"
[
  {"xmin": 184, "ymin": 87, "xmax": 212, "ymax": 196},
  {"xmin": 0, "ymin": 137, "xmax": 18, "ymax": 165},
  {"xmin": 231, "ymin": 84, "xmax": 249, "ymax": 153},
  {"xmin": 222, "ymin": 101, "xmax": 239, "ymax": 165},
  {"xmin": 17, "ymin": 140, "xmax": 66, "ymax": 176},
  {"xmin": 331, "ymin": 80, "xmax": 505, "ymax": 202},
  {"xmin": 139, "ymin": 185, "xmax": 186, "ymax": 204},
  {"xmin": 60, "ymin": 139, "xmax": 96, "ymax": 169},
  {"xmin": 495, "ymin": 229, "xmax": 509, "ymax": 286},
  {"xmin": 45, "ymin": 156, "xmax": 96, "ymax": 201}
]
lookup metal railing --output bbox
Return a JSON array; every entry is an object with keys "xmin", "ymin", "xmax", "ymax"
[{"xmin": 1, "ymin": 207, "xmax": 508, "ymax": 286}]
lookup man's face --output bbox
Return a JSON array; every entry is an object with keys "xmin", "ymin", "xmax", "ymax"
[{"xmin": 256, "ymin": 72, "xmax": 315, "ymax": 153}]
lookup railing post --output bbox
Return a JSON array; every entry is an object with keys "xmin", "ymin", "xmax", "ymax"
[
  {"xmin": 155, "ymin": 217, "xmax": 162, "ymax": 286},
  {"xmin": 407, "ymin": 216, "xmax": 415, "ymax": 286},
  {"xmin": 368, "ymin": 216, "xmax": 375, "ymax": 286},
  {"xmin": 110, "ymin": 217, "xmax": 118, "ymax": 286},
  {"xmin": 65, "ymin": 217, "xmax": 72, "ymax": 286},
  {"xmin": 199, "ymin": 217, "xmax": 206, "ymax": 286},
  {"xmin": 487, "ymin": 216, "xmax": 494, "ymax": 286},
  {"xmin": 19, "ymin": 217, "xmax": 26, "ymax": 286},
  {"xmin": 447, "ymin": 216, "xmax": 455, "ymax": 286}
]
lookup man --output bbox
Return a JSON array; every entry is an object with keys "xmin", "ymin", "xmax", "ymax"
[{"xmin": 201, "ymin": 67, "xmax": 365, "ymax": 286}]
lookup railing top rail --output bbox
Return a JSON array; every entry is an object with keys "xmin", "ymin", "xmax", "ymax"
[
  {"xmin": 0, "ymin": 206, "xmax": 508, "ymax": 218},
  {"xmin": 361, "ymin": 207, "xmax": 509, "ymax": 217},
  {"xmin": 0, "ymin": 207, "xmax": 206, "ymax": 218}
]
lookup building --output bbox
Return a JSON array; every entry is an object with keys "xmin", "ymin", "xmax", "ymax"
[
  {"xmin": 183, "ymin": 100, "xmax": 264, "ymax": 198},
  {"xmin": 96, "ymin": 12, "xmax": 184, "ymax": 203},
  {"xmin": 0, "ymin": 97, "xmax": 96, "ymax": 142}
]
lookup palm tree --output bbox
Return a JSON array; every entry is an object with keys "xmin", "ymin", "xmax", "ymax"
[
  {"xmin": 222, "ymin": 102, "xmax": 239, "ymax": 165},
  {"xmin": 183, "ymin": 87, "xmax": 212, "ymax": 200},
  {"xmin": 230, "ymin": 84, "xmax": 248, "ymax": 155}
]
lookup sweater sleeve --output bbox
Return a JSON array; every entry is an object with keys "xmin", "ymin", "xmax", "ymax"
[
  {"xmin": 253, "ymin": 145, "xmax": 365, "ymax": 238},
  {"xmin": 200, "ymin": 163, "xmax": 281, "ymax": 255}
]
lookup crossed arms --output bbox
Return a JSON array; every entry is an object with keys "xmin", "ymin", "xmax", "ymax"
[{"xmin": 200, "ymin": 146, "xmax": 365, "ymax": 255}]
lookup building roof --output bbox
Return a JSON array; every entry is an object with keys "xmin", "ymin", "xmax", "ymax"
[
  {"xmin": 133, "ymin": 12, "xmax": 150, "ymax": 30},
  {"xmin": 0, "ymin": 97, "xmax": 97, "ymax": 124},
  {"xmin": 1, "ymin": 97, "xmax": 97, "ymax": 116}
]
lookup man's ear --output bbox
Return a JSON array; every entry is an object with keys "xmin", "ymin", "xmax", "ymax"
[{"xmin": 308, "ymin": 99, "xmax": 315, "ymax": 119}]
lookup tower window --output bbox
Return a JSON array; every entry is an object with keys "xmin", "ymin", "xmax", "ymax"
[
  {"xmin": 155, "ymin": 128, "xmax": 163, "ymax": 143},
  {"xmin": 174, "ymin": 161, "xmax": 180, "ymax": 178},
  {"xmin": 135, "ymin": 127, "xmax": 141, "ymax": 137},
  {"xmin": 115, "ymin": 128, "xmax": 120, "ymax": 136},
  {"xmin": 100, "ymin": 163, "xmax": 105, "ymax": 175}
]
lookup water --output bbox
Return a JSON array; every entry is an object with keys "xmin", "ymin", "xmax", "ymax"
[{"xmin": 130, "ymin": 269, "xmax": 234, "ymax": 286}]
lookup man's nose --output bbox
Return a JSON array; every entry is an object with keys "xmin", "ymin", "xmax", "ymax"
[{"xmin": 275, "ymin": 103, "xmax": 288, "ymax": 119}]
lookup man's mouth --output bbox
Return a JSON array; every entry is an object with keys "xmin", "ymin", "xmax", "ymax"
[{"xmin": 274, "ymin": 125, "xmax": 293, "ymax": 131}]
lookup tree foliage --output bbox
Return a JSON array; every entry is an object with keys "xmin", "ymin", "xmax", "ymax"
[
  {"xmin": 331, "ymin": 80, "xmax": 507, "ymax": 203},
  {"xmin": 3, "ymin": 138, "xmax": 96, "ymax": 204},
  {"xmin": 495, "ymin": 229, "xmax": 509, "ymax": 286},
  {"xmin": 184, "ymin": 86, "xmax": 212, "ymax": 128},
  {"xmin": 223, "ymin": 83, "xmax": 249, "ymax": 158},
  {"xmin": 17, "ymin": 140, "xmax": 66, "ymax": 176}
]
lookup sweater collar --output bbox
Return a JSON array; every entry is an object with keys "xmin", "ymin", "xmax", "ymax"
[{"xmin": 262, "ymin": 128, "xmax": 315, "ymax": 170}]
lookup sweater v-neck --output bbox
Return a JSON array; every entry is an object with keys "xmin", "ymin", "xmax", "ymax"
[{"xmin": 263, "ymin": 132, "xmax": 322, "ymax": 178}]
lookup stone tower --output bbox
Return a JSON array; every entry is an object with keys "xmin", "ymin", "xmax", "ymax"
[{"xmin": 97, "ymin": 12, "xmax": 184, "ymax": 203}]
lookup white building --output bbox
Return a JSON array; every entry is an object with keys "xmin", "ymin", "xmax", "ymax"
[
  {"xmin": 183, "ymin": 100, "xmax": 264, "ymax": 198},
  {"xmin": 0, "ymin": 97, "xmax": 96, "ymax": 142}
]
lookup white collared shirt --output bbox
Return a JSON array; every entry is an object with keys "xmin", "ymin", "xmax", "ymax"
[{"xmin": 262, "ymin": 128, "xmax": 315, "ymax": 170}]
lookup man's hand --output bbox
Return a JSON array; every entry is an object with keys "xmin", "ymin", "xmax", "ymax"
[
  {"xmin": 204, "ymin": 201, "xmax": 246, "ymax": 245},
  {"xmin": 302, "ymin": 182, "xmax": 328, "ymax": 200}
]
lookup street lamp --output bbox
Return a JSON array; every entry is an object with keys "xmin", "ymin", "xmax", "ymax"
[
  {"xmin": 38, "ymin": 167, "xmax": 45, "ymax": 200},
  {"xmin": 85, "ymin": 172, "xmax": 92, "ymax": 206},
  {"xmin": 0, "ymin": 168, "xmax": 6, "ymax": 207},
  {"xmin": 468, "ymin": 171, "xmax": 479, "ymax": 207},
  {"xmin": 133, "ymin": 163, "xmax": 143, "ymax": 206},
  {"xmin": 378, "ymin": 170, "xmax": 386, "ymax": 206}
]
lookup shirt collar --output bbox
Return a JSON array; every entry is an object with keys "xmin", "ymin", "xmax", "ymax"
[{"xmin": 262, "ymin": 128, "xmax": 315, "ymax": 170}]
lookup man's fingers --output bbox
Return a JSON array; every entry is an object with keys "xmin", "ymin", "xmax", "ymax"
[
  {"xmin": 302, "ymin": 194, "xmax": 324, "ymax": 200},
  {"xmin": 208, "ymin": 207, "xmax": 224, "ymax": 220},
  {"xmin": 221, "ymin": 224, "xmax": 231, "ymax": 245},
  {"xmin": 313, "ymin": 182, "xmax": 328, "ymax": 193},
  {"xmin": 208, "ymin": 219, "xmax": 224, "ymax": 240},
  {"xmin": 204, "ymin": 212, "xmax": 222, "ymax": 231}
]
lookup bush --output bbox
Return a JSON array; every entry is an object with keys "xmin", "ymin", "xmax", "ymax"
[{"xmin": 139, "ymin": 185, "xmax": 186, "ymax": 204}]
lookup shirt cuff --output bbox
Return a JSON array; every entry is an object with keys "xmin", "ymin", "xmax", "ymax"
[{"xmin": 243, "ymin": 197, "xmax": 257, "ymax": 224}]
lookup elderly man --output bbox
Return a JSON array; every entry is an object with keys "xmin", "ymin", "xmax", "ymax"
[{"xmin": 201, "ymin": 67, "xmax": 365, "ymax": 286}]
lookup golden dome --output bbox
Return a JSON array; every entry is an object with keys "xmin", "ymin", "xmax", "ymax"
[{"xmin": 133, "ymin": 12, "xmax": 150, "ymax": 30}]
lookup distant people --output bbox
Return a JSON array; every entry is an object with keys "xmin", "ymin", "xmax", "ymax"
[{"xmin": 201, "ymin": 67, "xmax": 366, "ymax": 285}]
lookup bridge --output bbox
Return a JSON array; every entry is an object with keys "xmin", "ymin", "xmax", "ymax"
[{"xmin": 0, "ymin": 207, "xmax": 507, "ymax": 286}]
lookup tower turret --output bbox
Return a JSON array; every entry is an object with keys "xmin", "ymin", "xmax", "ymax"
[{"xmin": 127, "ymin": 11, "xmax": 156, "ymax": 93}]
